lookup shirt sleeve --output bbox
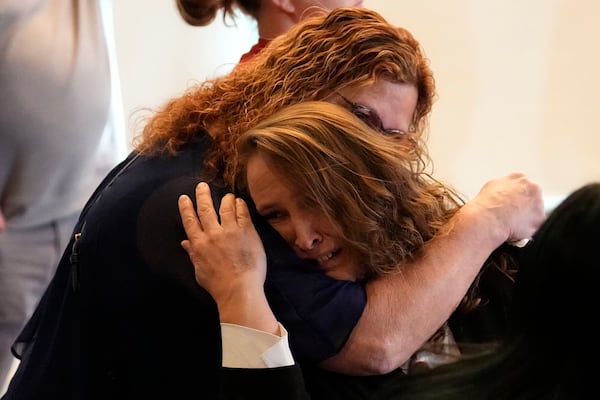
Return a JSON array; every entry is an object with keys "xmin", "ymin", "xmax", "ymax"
[{"xmin": 221, "ymin": 323, "xmax": 295, "ymax": 368}]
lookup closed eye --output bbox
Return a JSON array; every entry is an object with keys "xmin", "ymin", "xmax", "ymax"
[{"xmin": 259, "ymin": 209, "xmax": 286, "ymax": 222}]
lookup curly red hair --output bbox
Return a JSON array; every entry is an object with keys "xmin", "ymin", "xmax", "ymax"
[{"xmin": 134, "ymin": 7, "xmax": 436, "ymax": 183}]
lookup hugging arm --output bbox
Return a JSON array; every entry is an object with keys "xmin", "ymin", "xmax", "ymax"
[
  {"xmin": 320, "ymin": 173, "xmax": 545, "ymax": 375},
  {"xmin": 177, "ymin": 174, "xmax": 544, "ymax": 377}
]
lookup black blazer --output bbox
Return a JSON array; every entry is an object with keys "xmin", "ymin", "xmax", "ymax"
[{"xmin": 1, "ymin": 134, "xmax": 351, "ymax": 399}]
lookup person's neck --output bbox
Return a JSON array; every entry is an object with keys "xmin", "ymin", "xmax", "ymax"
[{"xmin": 255, "ymin": 4, "xmax": 296, "ymax": 40}]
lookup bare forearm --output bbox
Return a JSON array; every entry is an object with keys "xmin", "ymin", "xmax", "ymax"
[
  {"xmin": 321, "ymin": 204, "xmax": 511, "ymax": 374},
  {"xmin": 320, "ymin": 173, "xmax": 545, "ymax": 375}
]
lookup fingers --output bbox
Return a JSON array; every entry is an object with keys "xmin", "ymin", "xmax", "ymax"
[
  {"xmin": 178, "ymin": 194, "xmax": 205, "ymax": 263},
  {"xmin": 178, "ymin": 194, "xmax": 203, "ymax": 238},
  {"xmin": 220, "ymin": 195, "xmax": 252, "ymax": 229},
  {"xmin": 180, "ymin": 182, "xmax": 247, "ymax": 234},
  {"xmin": 180, "ymin": 239, "xmax": 192, "ymax": 253},
  {"xmin": 235, "ymin": 198, "xmax": 252, "ymax": 228},
  {"xmin": 473, "ymin": 172, "xmax": 545, "ymax": 243},
  {"xmin": 195, "ymin": 182, "xmax": 221, "ymax": 231},
  {"xmin": 218, "ymin": 193, "xmax": 237, "ymax": 228}
]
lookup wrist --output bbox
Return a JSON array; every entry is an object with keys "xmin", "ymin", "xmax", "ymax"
[
  {"xmin": 216, "ymin": 290, "xmax": 280, "ymax": 336},
  {"xmin": 455, "ymin": 203, "xmax": 508, "ymax": 246}
]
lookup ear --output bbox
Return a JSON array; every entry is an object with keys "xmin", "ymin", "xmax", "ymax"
[{"xmin": 270, "ymin": 0, "xmax": 297, "ymax": 14}]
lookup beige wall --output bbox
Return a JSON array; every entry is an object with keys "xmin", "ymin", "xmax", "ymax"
[{"xmin": 112, "ymin": 0, "xmax": 600, "ymax": 205}]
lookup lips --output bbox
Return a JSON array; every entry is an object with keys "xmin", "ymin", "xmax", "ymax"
[
  {"xmin": 316, "ymin": 248, "xmax": 341, "ymax": 268},
  {"xmin": 317, "ymin": 251, "xmax": 335, "ymax": 263},
  {"xmin": 295, "ymin": 246, "xmax": 342, "ymax": 270}
]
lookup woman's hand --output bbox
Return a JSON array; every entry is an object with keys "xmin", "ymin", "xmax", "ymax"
[
  {"xmin": 466, "ymin": 172, "xmax": 545, "ymax": 244},
  {"xmin": 178, "ymin": 182, "xmax": 279, "ymax": 335}
]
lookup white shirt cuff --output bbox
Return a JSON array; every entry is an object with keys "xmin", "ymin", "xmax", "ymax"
[{"xmin": 221, "ymin": 322, "xmax": 295, "ymax": 368}]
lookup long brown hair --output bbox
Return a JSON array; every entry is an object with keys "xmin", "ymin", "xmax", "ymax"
[
  {"xmin": 236, "ymin": 100, "xmax": 519, "ymax": 322},
  {"xmin": 235, "ymin": 101, "xmax": 460, "ymax": 277},
  {"xmin": 135, "ymin": 7, "xmax": 436, "ymax": 184}
]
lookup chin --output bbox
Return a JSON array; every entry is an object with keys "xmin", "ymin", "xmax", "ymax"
[{"xmin": 326, "ymin": 271, "xmax": 359, "ymax": 282}]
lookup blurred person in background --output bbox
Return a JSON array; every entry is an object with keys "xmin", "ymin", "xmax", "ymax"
[
  {"xmin": 0, "ymin": 0, "xmax": 125, "ymax": 390},
  {"xmin": 176, "ymin": 0, "xmax": 364, "ymax": 62}
]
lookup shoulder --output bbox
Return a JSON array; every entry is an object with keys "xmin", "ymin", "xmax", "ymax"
[{"xmin": 136, "ymin": 173, "xmax": 229, "ymax": 292}]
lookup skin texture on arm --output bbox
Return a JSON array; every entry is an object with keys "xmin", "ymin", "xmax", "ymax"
[{"xmin": 321, "ymin": 173, "xmax": 545, "ymax": 375}]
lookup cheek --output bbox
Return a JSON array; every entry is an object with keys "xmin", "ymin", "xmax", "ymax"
[
  {"xmin": 269, "ymin": 222, "xmax": 295, "ymax": 247},
  {"xmin": 342, "ymin": 252, "xmax": 366, "ymax": 280}
]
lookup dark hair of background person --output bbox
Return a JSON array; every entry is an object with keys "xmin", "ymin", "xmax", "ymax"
[
  {"xmin": 176, "ymin": 0, "xmax": 258, "ymax": 26},
  {"xmin": 370, "ymin": 182, "xmax": 600, "ymax": 400}
]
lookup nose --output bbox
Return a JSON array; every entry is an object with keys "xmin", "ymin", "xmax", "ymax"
[{"xmin": 293, "ymin": 219, "xmax": 322, "ymax": 252}]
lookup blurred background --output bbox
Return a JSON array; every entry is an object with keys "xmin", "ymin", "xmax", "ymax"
[{"xmin": 113, "ymin": 0, "xmax": 600, "ymax": 206}]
